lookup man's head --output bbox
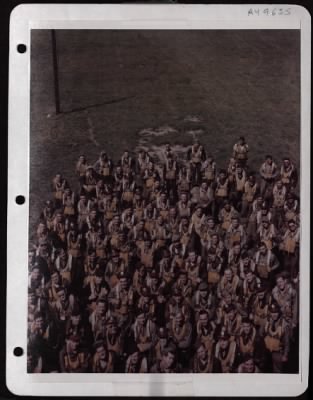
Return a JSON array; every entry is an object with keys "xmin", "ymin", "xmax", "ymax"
[
  {"xmin": 199, "ymin": 310, "xmax": 209, "ymax": 327},
  {"xmin": 196, "ymin": 206, "xmax": 203, "ymax": 217},
  {"xmin": 95, "ymin": 269, "xmax": 104, "ymax": 285},
  {"xmin": 207, "ymin": 216, "xmax": 215, "ymax": 229},
  {"xmin": 262, "ymin": 218, "xmax": 270, "ymax": 229},
  {"xmin": 169, "ymin": 207, "xmax": 177, "ymax": 218},
  {"xmin": 196, "ymin": 343, "xmax": 207, "ymax": 361},
  {"xmin": 95, "ymin": 341, "xmax": 107, "ymax": 360},
  {"xmin": 28, "ymin": 289, "xmax": 37, "ymax": 305},
  {"xmin": 224, "ymin": 269, "xmax": 233, "ymax": 282},
  {"xmin": 219, "ymin": 170, "xmax": 227, "ymax": 180},
  {"xmin": 265, "ymin": 155, "xmax": 273, "ymax": 164},
  {"xmin": 242, "ymin": 253, "xmax": 250, "ymax": 266},
  {"xmin": 177, "ymin": 270, "xmax": 187, "ymax": 284},
  {"xmin": 173, "ymin": 288, "xmax": 183, "ymax": 304},
  {"xmin": 119, "ymin": 273, "xmax": 129, "ymax": 290},
  {"xmin": 96, "ymin": 299, "xmax": 107, "ymax": 316},
  {"xmin": 232, "ymin": 216, "xmax": 239, "ymax": 228},
  {"xmin": 259, "ymin": 241, "xmax": 267, "ymax": 254},
  {"xmin": 225, "ymin": 304, "xmax": 236, "ymax": 320},
  {"xmin": 88, "ymin": 250, "xmax": 97, "ymax": 265},
  {"xmin": 162, "ymin": 345, "xmax": 176, "ymax": 369},
  {"xmin": 248, "ymin": 174, "xmax": 255, "ymax": 184},
  {"xmin": 31, "ymin": 266, "xmax": 41, "ymax": 281},
  {"xmin": 283, "ymin": 157, "xmax": 291, "ymax": 168},
  {"xmin": 233, "ymin": 241, "xmax": 241, "ymax": 254},
  {"xmin": 256, "ymin": 283, "xmax": 266, "ymax": 299},
  {"xmin": 288, "ymin": 219, "xmax": 297, "ymax": 232},
  {"xmin": 157, "ymin": 215, "xmax": 164, "ymax": 225},
  {"xmin": 175, "ymin": 312, "xmax": 184, "ymax": 327},
  {"xmin": 188, "ymin": 251, "xmax": 197, "ymax": 263},
  {"xmin": 242, "ymin": 318, "xmax": 252, "ymax": 334},
  {"xmin": 34, "ymin": 312, "xmax": 45, "ymax": 330},
  {"xmin": 219, "ymin": 329, "xmax": 230, "ymax": 349},
  {"xmin": 71, "ymin": 308, "xmax": 81, "ymax": 326},
  {"xmin": 207, "ymin": 247, "xmax": 217, "ymax": 262},
  {"xmin": 198, "ymin": 282, "xmax": 208, "ymax": 298},
  {"xmin": 242, "ymin": 354, "xmax": 255, "ymax": 373},
  {"xmin": 224, "ymin": 200, "xmax": 231, "ymax": 211},
  {"xmin": 276, "ymin": 273, "xmax": 287, "ymax": 291},
  {"xmin": 136, "ymin": 313, "xmax": 146, "ymax": 326},
  {"xmin": 56, "ymin": 287, "xmax": 66, "ymax": 302},
  {"xmin": 210, "ymin": 233, "xmax": 219, "ymax": 245},
  {"xmin": 141, "ymin": 286, "xmax": 150, "ymax": 302},
  {"xmin": 269, "ymin": 302, "xmax": 280, "ymax": 321},
  {"xmin": 106, "ymin": 316, "xmax": 118, "ymax": 335},
  {"xmin": 67, "ymin": 335, "xmax": 80, "ymax": 354},
  {"xmin": 247, "ymin": 270, "xmax": 256, "ymax": 282}
]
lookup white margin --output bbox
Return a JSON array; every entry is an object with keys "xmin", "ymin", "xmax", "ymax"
[{"xmin": 7, "ymin": 3, "xmax": 311, "ymax": 397}]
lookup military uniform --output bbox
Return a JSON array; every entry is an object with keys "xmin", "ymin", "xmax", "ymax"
[
  {"xmin": 279, "ymin": 224, "xmax": 300, "ymax": 279},
  {"xmin": 242, "ymin": 181, "xmax": 257, "ymax": 216},
  {"xmin": 92, "ymin": 349, "xmax": 114, "ymax": 372},
  {"xmin": 233, "ymin": 140, "xmax": 249, "ymax": 166},
  {"xmin": 215, "ymin": 331, "xmax": 237, "ymax": 373},
  {"xmin": 263, "ymin": 304, "xmax": 290, "ymax": 373},
  {"xmin": 254, "ymin": 248, "xmax": 279, "ymax": 281}
]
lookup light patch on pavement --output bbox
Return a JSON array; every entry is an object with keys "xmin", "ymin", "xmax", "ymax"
[
  {"xmin": 136, "ymin": 128, "xmax": 188, "ymax": 166},
  {"xmin": 184, "ymin": 115, "xmax": 203, "ymax": 123},
  {"xmin": 138, "ymin": 125, "xmax": 178, "ymax": 137},
  {"xmin": 85, "ymin": 109, "xmax": 100, "ymax": 147},
  {"xmin": 186, "ymin": 129, "xmax": 204, "ymax": 140}
]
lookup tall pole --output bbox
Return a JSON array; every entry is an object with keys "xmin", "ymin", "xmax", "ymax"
[{"xmin": 51, "ymin": 29, "xmax": 61, "ymax": 115}]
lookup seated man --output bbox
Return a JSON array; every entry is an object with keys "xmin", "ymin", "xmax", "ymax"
[
  {"xmin": 59, "ymin": 334, "xmax": 89, "ymax": 372},
  {"xmin": 150, "ymin": 343, "xmax": 182, "ymax": 373},
  {"xmin": 92, "ymin": 341, "xmax": 115, "ymax": 373},
  {"xmin": 215, "ymin": 328, "xmax": 238, "ymax": 373},
  {"xmin": 237, "ymin": 353, "xmax": 261, "ymax": 373},
  {"xmin": 125, "ymin": 348, "xmax": 148, "ymax": 373},
  {"xmin": 192, "ymin": 342, "xmax": 222, "ymax": 373},
  {"xmin": 130, "ymin": 312, "xmax": 156, "ymax": 354}
]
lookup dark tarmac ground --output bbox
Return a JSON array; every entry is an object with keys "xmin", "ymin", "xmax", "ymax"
[{"xmin": 30, "ymin": 29, "xmax": 300, "ymax": 231}]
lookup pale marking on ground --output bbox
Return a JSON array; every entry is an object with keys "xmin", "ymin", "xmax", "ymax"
[
  {"xmin": 85, "ymin": 110, "xmax": 100, "ymax": 147},
  {"xmin": 186, "ymin": 129, "xmax": 204, "ymax": 140},
  {"xmin": 183, "ymin": 115, "xmax": 203, "ymax": 123},
  {"xmin": 136, "ymin": 122, "xmax": 192, "ymax": 166},
  {"xmin": 136, "ymin": 135, "xmax": 188, "ymax": 175},
  {"xmin": 138, "ymin": 125, "xmax": 178, "ymax": 137}
]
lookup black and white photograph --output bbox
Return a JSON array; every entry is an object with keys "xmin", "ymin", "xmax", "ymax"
[
  {"xmin": 28, "ymin": 27, "xmax": 301, "ymax": 374},
  {"xmin": 6, "ymin": 3, "xmax": 310, "ymax": 397}
]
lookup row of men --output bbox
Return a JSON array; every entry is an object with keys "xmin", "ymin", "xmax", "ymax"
[
  {"xmin": 28, "ymin": 138, "xmax": 300, "ymax": 373},
  {"xmin": 49, "ymin": 137, "xmax": 298, "ymax": 222},
  {"xmin": 28, "ymin": 268, "xmax": 297, "ymax": 373}
]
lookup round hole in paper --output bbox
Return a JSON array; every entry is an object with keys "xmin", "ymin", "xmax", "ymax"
[
  {"xmin": 17, "ymin": 44, "xmax": 27, "ymax": 53},
  {"xmin": 13, "ymin": 347, "xmax": 24, "ymax": 357},
  {"xmin": 15, "ymin": 195, "xmax": 25, "ymax": 205}
]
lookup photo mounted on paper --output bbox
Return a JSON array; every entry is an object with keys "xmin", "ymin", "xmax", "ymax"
[
  {"xmin": 27, "ymin": 29, "xmax": 301, "ymax": 374},
  {"xmin": 6, "ymin": 4, "xmax": 310, "ymax": 397}
]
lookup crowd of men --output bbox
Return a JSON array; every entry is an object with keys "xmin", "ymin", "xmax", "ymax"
[{"xmin": 28, "ymin": 136, "xmax": 300, "ymax": 373}]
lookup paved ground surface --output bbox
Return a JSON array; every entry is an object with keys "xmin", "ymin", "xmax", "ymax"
[{"xmin": 30, "ymin": 29, "xmax": 300, "ymax": 233}]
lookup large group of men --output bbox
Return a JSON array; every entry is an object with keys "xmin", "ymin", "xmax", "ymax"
[{"xmin": 28, "ymin": 136, "xmax": 300, "ymax": 373}]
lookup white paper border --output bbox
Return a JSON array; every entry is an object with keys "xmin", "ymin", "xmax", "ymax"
[{"xmin": 7, "ymin": 4, "xmax": 311, "ymax": 396}]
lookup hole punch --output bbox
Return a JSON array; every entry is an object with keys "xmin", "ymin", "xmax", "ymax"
[
  {"xmin": 17, "ymin": 44, "xmax": 27, "ymax": 53},
  {"xmin": 15, "ymin": 195, "xmax": 25, "ymax": 205},
  {"xmin": 13, "ymin": 347, "xmax": 24, "ymax": 357}
]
